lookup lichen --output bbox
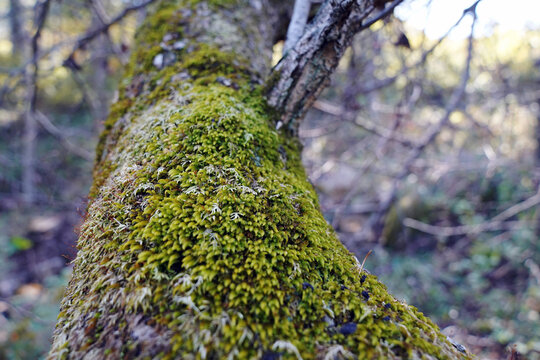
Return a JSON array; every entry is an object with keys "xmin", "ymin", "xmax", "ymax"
[{"xmin": 49, "ymin": 1, "xmax": 471, "ymax": 359}]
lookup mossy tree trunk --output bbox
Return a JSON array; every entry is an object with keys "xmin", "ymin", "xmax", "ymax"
[{"xmin": 49, "ymin": 1, "xmax": 470, "ymax": 359}]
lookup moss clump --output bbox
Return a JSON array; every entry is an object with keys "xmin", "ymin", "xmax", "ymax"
[{"xmin": 183, "ymin": 44, "xmax": 252, "ymax": 84}]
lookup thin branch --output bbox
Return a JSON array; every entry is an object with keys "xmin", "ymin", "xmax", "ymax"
[
  {"xmin": 357, "ymin": 0, "xmax": 404, "ymax": 31},
  {"xmin": 353, "ymin": 117, "xmax": 418, "ymax": 148},
  {"xmin": 312, "ymin": 99, "xmax": 418, "ymax": 147},
  {"xmin": 266, "ymin": 0, "xmax": 404, "ymax": 130},
  {"xmin": 88, "ymin": 0, "xmax": 129, "ymax": 63},
  {"xmin": 403, "ymin": 186, "xmax": 540, "ymax": 237},
  {"xmin": 35, "ymin": 111, "xmax": 94, "ymax": 161},
  {"xmin": 1, "ymin": 0, "xmax": 154, "ymax": 104},
  {"xmin": 64, "ymin": 0, "xmax": 155, "ymax": 69},
  {"xmin": 461, "ymin": 109, "xmax": 495, "ymax": 137},
  {"xmin": 284, "ymin": 0, "xmax": 311, "ymax": 53},
  {"xmin": 0, "ymin": 296, "xmax": 50, "ymax": 325},
  {"xmin": 357, "ymin": 2, "xmax": 478, "ymax": 94},
  {"xmin": 491, "ymin": 187, "xmax": 540, "ymax": 222},
  {"xmin": 29, "ymin": 0, "xmax": 51, "ymax": 109},
  {"xmin": 403, "ymin": 219, "xmax": 538, "ymax": 237},
  {"xmin": 89, "ymin": 0, "xmax": 111, "ymax": 24}
]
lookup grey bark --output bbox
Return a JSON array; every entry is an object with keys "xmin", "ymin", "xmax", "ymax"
[{"xmin": 283, "ymin": 0, "xmax": 311, "ymax": 53}]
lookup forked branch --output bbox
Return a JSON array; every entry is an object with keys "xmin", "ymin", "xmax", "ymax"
[{"xmin": 266, "ymin": 0, "xmax": 404, "ymax": 130}]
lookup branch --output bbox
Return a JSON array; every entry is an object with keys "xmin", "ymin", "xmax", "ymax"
[
  {"xmin": 403, "ymin": 219, "xmax": 537, "ymax": 237},
  {"xmin": 403, "ymin": 186, "xmax": 540, "ymax": 237},
  {"xmin": 0, "ymin": 296, "xmax": 50, "ymax": 325},
  {"xmin": 356, "ymin": 1, "xmax": 477, "ymax": 94},
  {"xmin": 266, "ymin": 0, "xmax": 404, "ymax": 130},
  {"xmin": 357, "ymin": 0, "xmax": 403, "ymax": 31},
  {"xmin": 284, "ymin": 0, "xmax": 311, "ymax": 53},
  {"xmin": 312, "ymin": 99, "xmax": 418, "ymax": 147},
  {"xmin": 88, "ymin": 0, "xmax": 130, "ymax": 64},
  {"xmin": 28, "ymin": 0, "xmax": 51, "ymax": 109},
  {"xmin": 64, "ymin": 0, "xmax": 155, "ymax": 69},
  {"xmin": 1, "ymin": 0, "xmax": 155, "ymax": 104},
  {"xmin": 35, "ymin": 111, "xmax": 94, "ymax": 161}
]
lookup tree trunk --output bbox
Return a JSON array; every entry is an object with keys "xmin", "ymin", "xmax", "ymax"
[{"xmin": 49, "ymin": 1, "xmax": 469, "ymax": 359}]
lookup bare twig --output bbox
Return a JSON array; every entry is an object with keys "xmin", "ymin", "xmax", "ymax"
[
  {"xmin": 491, "ymin": 189, "xmax": 540, "ymax": 221},
  {"xmin": 64, "ymin": 0, "xmax": 155, "ymax": 69},
  {"xmin": 1, "ymin": 0, "xmax": 154, "ymax": 104},
  {"xmin": 284, "ymin": 0, "xmax": 311, "ymax": 53},
  {"xmin": 357, "ymin": 3, "xmax": 477, "ymax": 94},
  {"xmin": 88, "ymin": 0, "xmax": 129, "ymax": 63},
  {"xmin": 357, "ymin": 0, "xmax": 403, "ymax": 31},
  {"xmin": 312, "ymin": 99, "xmax": 342, "ymax": 116},
  {"xmin": 461, "ymin": 110, "xmax": 496, "ymax": 137},
  {"xmin": 89, "ymin": 0, "xmax": 111, "ymax": 24},
  {"xmin": 312, "ymin": 99, "xmax": 418, "ymax": 147},
  {"xmin": 0, "ymin": 297, "xmax": 50, "ymax": 325},
  {"xmin": 404, "ymin": 219, "xmax": 537, "ymax": 237},
  {"xmin": 354, "ymin": 116, "xmax": 417, "ymax": 148},
  {"xmin": 35, "ymin": 111, "xmax": 94, "ymax": 161},
  {"xmin": 70, "ymin": 62, "xmax": 104, "ymax": 122}
]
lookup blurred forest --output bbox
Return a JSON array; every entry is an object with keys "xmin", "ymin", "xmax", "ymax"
[{"xmin": 0, "ymin": 0, "xmax": 539, "ymax": 359}]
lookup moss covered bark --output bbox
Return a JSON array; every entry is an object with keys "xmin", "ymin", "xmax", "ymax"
[{"xmin": 49, "ymin": 1, "xmax": 471, "ymax": 359}]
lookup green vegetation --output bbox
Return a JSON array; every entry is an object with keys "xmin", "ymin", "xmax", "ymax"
[{"xmin": 371, "ymin": 170, "xmax": 540, "ymax": 357}]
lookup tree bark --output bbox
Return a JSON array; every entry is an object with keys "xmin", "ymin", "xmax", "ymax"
[
  {"xmin": 49, "ymin": 1, "xmax": 470, "ymax": 359},
  {"xmin": 267, "ymin": 0, "xmax": 403, "ymax": 130}
]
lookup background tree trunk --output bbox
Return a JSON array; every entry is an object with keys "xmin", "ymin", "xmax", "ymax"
[
  {"xmin": 49, "ymin": 1, "xmax": 469, "ymax": 358},
  {"xmin": 9, "ymin": 0, "xmax": 24, "ymax": 58}
]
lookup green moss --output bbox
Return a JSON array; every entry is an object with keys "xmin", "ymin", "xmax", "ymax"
[
  {"xmin": 184, "ymin": 45, "xmax": 251, "ymax": 84},
  {"xmin": 186, "ymin": 0, "xmax": 241, "ymax": 8}
]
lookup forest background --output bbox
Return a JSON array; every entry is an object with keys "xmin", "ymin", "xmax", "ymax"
[{"xmin": 0, "ymin": 0, "xmax": 539, "ymax": 359}]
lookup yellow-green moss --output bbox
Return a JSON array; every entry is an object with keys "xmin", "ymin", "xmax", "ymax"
[
  {"xmin": 186, "ymin": 0, "xmax": 242, "ymax": 8},
  {"xmin": 124, "ymin": 2, "xmax": 185, "ymax": 78}
]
